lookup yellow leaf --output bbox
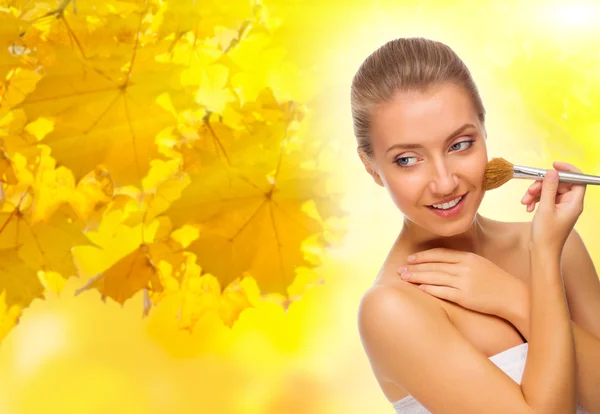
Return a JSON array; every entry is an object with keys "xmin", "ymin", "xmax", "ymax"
[
  {"xmin": 0, "ymin": 110, "xmax": 44, "ymax": 161},
  {"xmin": 15, "ymin": 45, "xmax": 182, "ymax": 185},
  {"xmin": 71, "ymin": 166, "xmax": 115, "ymax": 222},
  {"xmin": 194, "ymin": 64, "xmax": 236, "ymax": 114},
  {"xmin": 37, "ymin": 270, "xmax": 67, "ymax": 294},
  {"xmin": 0, "ymin": 203, "xmax": 92, "ymax": 279},
  {"xmin": 0, "ymin": 250, "xmax": 43, "ymax": 308},
  {"xmin": 31, "ymin": 148, "xmax": 76, "ymax": 223},
  {"xmin": 152, "ymin": 0, "xmax": 253, "ymax": 41},
  {"xmin": 141, "ymin": 170, "xmax": 191, "ymax": 224},
  {"xmin": 75, "ymin": 243, "xmax": 163, "ymax": 304},
  {"xmin": 286, "ymin": 267, "xmax": 324, "ymax": 299},
  {"xmin": 165, "ymin": 115, "xmax": 336, "ymax": 295},
  {"xmin": 177, "ymin": 260, "xmax": 222, "ymax": 329},
  {"xmin": 0, "ymin": 68, "xmax": 43, "ymax": 119},
  {"xmin": 72, "ymin": 199, "xmax": 151, "ymax": 281},
  {"xmin": 0, "ymin": 10, "xmax": 33, "ymax": 80},
  {"xmin": 24, "ymin": 117, "xmax": 54, "ymax": 141},
  {"xmin": 220, "ymin": 275, "xmax": 262, "ymax": 326},
  {"xmin": 170, "ymin": 224, "xmax": 200, "ymax": 248},
  {"xmin": 0, "ymin": 290, "xmax": 21, "ymax": 342}
]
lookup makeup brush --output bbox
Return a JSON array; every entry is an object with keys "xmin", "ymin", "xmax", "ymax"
[{"xmin": 483, "ymin": 157, "xmax": 600, "ymax": 191}]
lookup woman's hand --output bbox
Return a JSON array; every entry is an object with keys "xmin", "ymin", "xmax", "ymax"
[
  {"xmin": 522, "ymin": 162, "xmax": 587, "ymax": 253},
  {"xmin": 398, "ymin": 248, "xmax": 528, "ymax": 321}
]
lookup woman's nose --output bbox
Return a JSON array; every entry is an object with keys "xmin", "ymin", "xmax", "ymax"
[{"xmin": 429, "ymin": 163, "xmax": 459, "ymax": 195}]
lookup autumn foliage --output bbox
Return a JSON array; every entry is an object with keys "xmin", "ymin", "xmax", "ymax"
[{"xmin": 0, "ymin": 0, "xmax": 346, "ymax": 339}]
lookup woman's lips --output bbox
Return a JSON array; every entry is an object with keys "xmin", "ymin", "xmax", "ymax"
[{"xmin": 426, "ymin": 192, "xmax": 468, "ymax": 219}]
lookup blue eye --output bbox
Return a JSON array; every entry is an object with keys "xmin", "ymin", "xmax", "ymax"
[
  {"xmin": 450, "ymin": 140, "xmax": 474, "ymax": 151},
  {"xmin": 394, "ymin": 140, "xmax": 474, "ymax": 168},
  {"xmin": 395, "ymin": 156, "xmax": 417, "ymax": 167}
]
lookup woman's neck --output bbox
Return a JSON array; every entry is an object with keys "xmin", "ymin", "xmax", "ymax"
[{"xmin": 398, "ymin": 213, "xmax": 492, "ymax": 255}]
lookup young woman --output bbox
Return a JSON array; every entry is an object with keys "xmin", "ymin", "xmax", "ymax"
[{"xmin": 352, "ymin": 37, "xmax": 600, "ymax": 413}]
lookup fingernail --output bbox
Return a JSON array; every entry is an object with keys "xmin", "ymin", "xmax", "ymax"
[
  {"xmin": 401, "ymin": 272, "xmax": 411, "ymax": 280},
  {"xmin": 407, "ymin": 255, "xmax": 416, "ymax": 262},
  {"xmin": 398, "ymin": 267, "xmax": 407, "ymax": 273}
]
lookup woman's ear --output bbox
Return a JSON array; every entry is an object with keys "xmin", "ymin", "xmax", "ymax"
[{"xmin": 358, "ymin": 150, "xmax": 384, "ymax": 187}]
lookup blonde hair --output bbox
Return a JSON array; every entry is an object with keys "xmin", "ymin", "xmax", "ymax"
[{"xmin": 350, "ymin": 37, "xmax": 486, "ymax": 158}]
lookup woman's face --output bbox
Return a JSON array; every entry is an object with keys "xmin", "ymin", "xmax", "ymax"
[{"xmin": 363, "ymin": 83, "xmax": 488, "ymax": 237}]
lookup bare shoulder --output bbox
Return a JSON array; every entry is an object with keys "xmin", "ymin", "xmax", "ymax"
[
  {"xmin": 358, "ymin": 283, "xmax": 444, "ymax": 330},
  {"xmin": 357, "ymin": 283, "xmax": 446, "ymax": 376},
  {"xmin": 496, "ymin": 219, "xmax": 584, "ymax": 253},
  {"xmin": 357, "ymin": 280, "xmax": 535, "ymax": 413}
]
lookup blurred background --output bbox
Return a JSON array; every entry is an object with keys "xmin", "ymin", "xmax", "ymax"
[{"xmin": 0, "ymin": 0, "xmax": 599, "ymax": 412}]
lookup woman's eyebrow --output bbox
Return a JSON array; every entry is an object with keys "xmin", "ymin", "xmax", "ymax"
[{"xmin": 385, "ymin": 123, "xmax": 476, "ymax": 153}]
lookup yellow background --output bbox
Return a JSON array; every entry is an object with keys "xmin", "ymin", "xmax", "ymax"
[{"xmin": 1, "ymin": 0, "xmax": 600, "ymax": 412}]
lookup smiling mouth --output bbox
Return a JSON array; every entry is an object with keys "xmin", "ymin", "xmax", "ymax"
[{"xmin": 427, "ymin": 193, "xmax": 467, "ymax": 210}]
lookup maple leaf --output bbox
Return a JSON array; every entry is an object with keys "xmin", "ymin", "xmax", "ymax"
[
  {"xmin": 0, "ymin": 203, "xmax": 92, "ymax": 278},
  {"xmin": 14, "ymin": 35, "xmax": 186, "ymax": 185},
  {"xmin": 0, "ymin": 110, "xmax": 46, "ymax": 164},
  {"xmin": 152, "ymin": 0, "xmax": 253, "ymax": 42},
  {"xmin": 70, "ymin": 166, "xmax": 115, "ymax": 223},
  {"xmin": 75, "ymin": 243, "xmax": 163, "ymax": 304},
  {"xmin": 0, "ymin": 249, "xmax": 43, "ymax": 308},
  {"xmin": 0, "ymin": 0, "xmax": 348, "ymax": 331},
  {"xmin": 170, "ymin": 89, "xmax": 302, "ymax": 173},
  {"xmin": 165, "ymin": 126, "xmax": 332, "ymax": 295},
  {"xmin": 0, "ymin": 67, "xmax": 42, "ymax": 120}
]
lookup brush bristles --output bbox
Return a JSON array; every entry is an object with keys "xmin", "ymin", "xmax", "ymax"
[{"xmin": 483, "ymin": 157, "xmax": 514, "ymax": 191}]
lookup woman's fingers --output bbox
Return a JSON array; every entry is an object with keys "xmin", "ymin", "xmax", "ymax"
[
  {"xmin": 418, "ymin": 284, "xmax": 461, "ymax": 302},
  {"xmin": 552, "ymin": 161, "xmax": 583, "ymax": 173},
  {"xmin": 520, "ymin": 162, "xmax": 583, "ymax": 212},
  {"xmin": 527, "ymin": 180, "xmax": 542, "ymax": 194},
  {"xmin": 522, "ymin": 181, "xmax": 571, "ymax": 206},
  {"xmin": 527, "ymin": 202, "xmax": 535, "ymax": 213},
  {"xmin": 398, "ymin": 270, "xmax": 457, "ymax": 288}
]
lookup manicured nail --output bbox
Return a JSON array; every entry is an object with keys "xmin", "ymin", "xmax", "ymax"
[
  {"xmin": 419, "ymin": 284, "xmax": 426, "ymax": 290},
  {"xmin": 407, "ymin": 255, "xmax": 416, "ymax": 262},
  {"xmin": 401, "ymin": 272, "xmax": 411, "ymax": 280}
]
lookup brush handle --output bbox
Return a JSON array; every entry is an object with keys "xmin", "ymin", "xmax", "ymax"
[{"xmin": 513, "ymin": 165, "xmax": 600, "ymax": 185}]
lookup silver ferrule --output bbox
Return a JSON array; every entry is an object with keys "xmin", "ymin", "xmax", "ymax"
[
  {"xmin": 513, "ymin": 165, "xmax": 547, "ymax": 179},
  {"xmin": 513, "ymin": 165, "xmax": 600, "ymax": 185}
]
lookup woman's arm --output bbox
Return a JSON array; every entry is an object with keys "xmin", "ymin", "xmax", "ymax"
[
  {"xmin": 358, "ymin": 283, "xmax": 571, "ymax": 414},
  {"xmin": 506, "ymin": 229, "xmax": 600, "ymax": 413},
  {"xmin": 521, "ymin": 245, "xmax": 576, "ymax": 413},
  {"xmin": 359, "ymin": 285, "xmax": 534, "ymax": 414}
]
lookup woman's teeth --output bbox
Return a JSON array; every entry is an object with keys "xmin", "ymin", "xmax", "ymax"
[{"xmin": 431, "ymin": 195, "xmax": 463, "ymax": 210}]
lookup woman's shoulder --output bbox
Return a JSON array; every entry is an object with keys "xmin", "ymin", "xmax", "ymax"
[
  {"xmin": 357, "ymin": 279, "xmax": 457, "ymax": 389},
  {"xmin": 358, "ymin": 282, "xmax": 448, "ymax": 344},
  {"xmin": 359, "ymin": 263, "xmax": 446, "ymax": 330}
]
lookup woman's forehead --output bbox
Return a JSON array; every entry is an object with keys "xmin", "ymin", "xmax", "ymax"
[{"xmin": 371, "ymin": 85, "xmax": 480, "ymax": 149}]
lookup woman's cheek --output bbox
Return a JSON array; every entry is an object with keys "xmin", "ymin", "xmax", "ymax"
[{"xmin": 387, "ymin": 176, "xmax": 423, "ymax": 211}]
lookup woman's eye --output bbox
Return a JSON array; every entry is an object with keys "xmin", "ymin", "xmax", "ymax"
[
  {"xmin": 450, "ymin": 140, "xmax": 473, "ymax": 151},
  {"xmin": 395, "ymin": 156, "xmax": 417, "ymax": 167}
]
